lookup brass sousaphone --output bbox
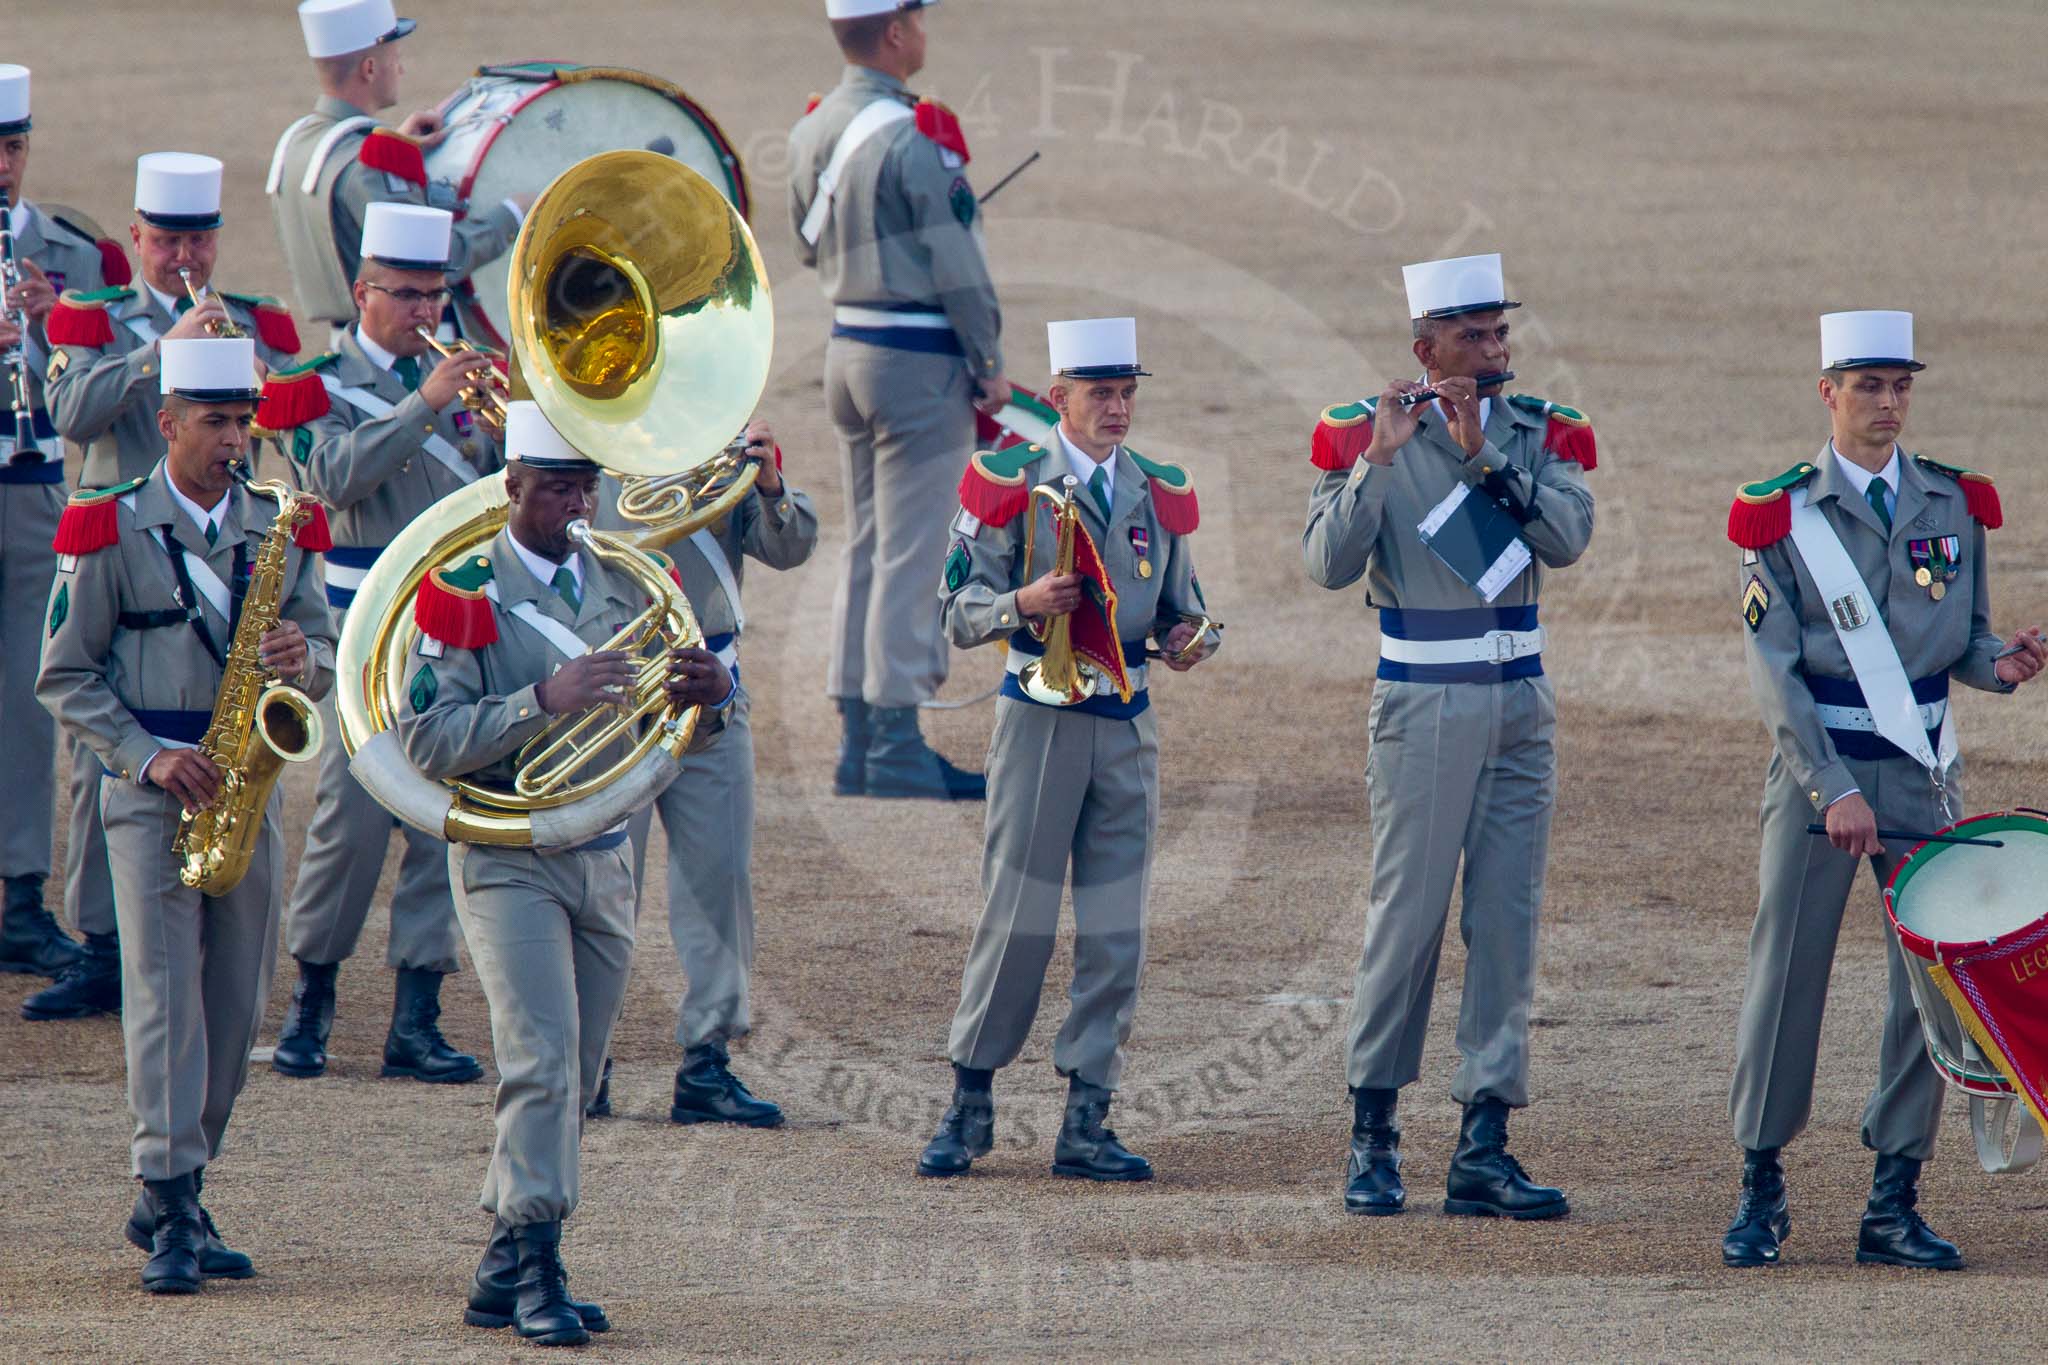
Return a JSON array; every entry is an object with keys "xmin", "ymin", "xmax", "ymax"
[{"xmin": 333, "ymin": 151, "xmax": 775, "ymax": 849}]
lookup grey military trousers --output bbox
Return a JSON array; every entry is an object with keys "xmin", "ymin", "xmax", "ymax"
[
  {"xmin": 626, "ymin": 690, "xmax": 757, "ymax": 1051},
  {"xmin": 100, "ymin": 777, "xmax": 281, "ymax": 1180},
  {"xmin": 284, "ymin": 686, "xmax": 462, "ymax": 973},
  {"xmin": 1730, "ymin": 751, "xmax": 1951, "ymax": 1160},
  {"xmin": 0, "ymin": 482, "xmax": 60, "ymax": 881},
  {"xmin": 824, "ymin": 339, "xmax": 975, "ymax": 709},
  {"xmin": 450, "ymin": 839, "xmax": 635, "ymax": 1226},
  {"xmin": 948, "ymin": 698, "xmax": 1159, "ymax": 1090},
  {"xmin": 1345, "ymin": 675, "xmax": 1557, "ymax": 1107},
  {"xmin": 64, "ymin": 735, "xmax": 117, "ymax": 935}
]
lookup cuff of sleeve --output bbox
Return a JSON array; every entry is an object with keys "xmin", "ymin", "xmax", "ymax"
[
  {"xmin": 1462, "ymin": 440, "xmax": 1509, "ymax": 481},
  {"xmin": 116, "ymin": 736, "xmax": 159, "ymax": 786},
  {"xmin": 507, "ymin": 682, "xmax": 551, "ymax": 736},
  {"xmin": 991, "ymin": 589, "xmax": 1026, "ymax": 636},
  {"xmin": 499, "ymin": 198, "xmax": 526, "ymax": 227},
  {"xmin": 1808, "ymin": 764, "xmax": 1859, "ymax": 812},
  {"xmin": 128, "ymin": 342, "xmax": 160, "ymax": 388}
]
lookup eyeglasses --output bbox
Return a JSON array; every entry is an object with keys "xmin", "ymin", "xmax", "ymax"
[{"xmin": 364, "ymin": 283, "xmax": 451, "ymax": 306}]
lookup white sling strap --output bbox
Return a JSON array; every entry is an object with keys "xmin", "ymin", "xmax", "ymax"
[
  {"xmin": 482, "ymin": 580, "xmax": 589, "ymax": 661},
  {"xmin": 1786, "ymin": 486, "xmax": 1957, "ymax": 776},
  {"xmin": 319, "ymin": 376, "xmax": 479, "ymax": 485},
  {"xmin": 798, "ymin": 99, "xmax": 914, "ymax": 247},
  {"xmin": 122, "ymin": 310, "xmax": 161, "ymax": 347},
  {"xmin": 264, "ymin": 114, "xmax": 323, "ymax": 195},
  {"xmin": 686, "ymin": 528, "xmax": 745, "ymax": 637},
  {"xmin": 122, "ymin": 489, "xmax": 230, "ymax": 623},
  {"xmin": 298, "ymin": 116, "xmax": 378, "ymax": 196}
]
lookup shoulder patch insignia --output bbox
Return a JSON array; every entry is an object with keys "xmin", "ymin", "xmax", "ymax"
[
  {"xmin": 291, "ymin": 426, "xmax": 315, "ymax": 463},
  {"xmin": 944, "ymin": 538, "xmax": 971, "ymax": 593},
  {"xmin": 1913, "ymin": 453, "xmax": 2003, "ymax": 529},
  {"xmin": 48, "ymin": 582, "xmax": 68, "ymax": 638},
  {"xmin": 1727, "ymin": 461, "xmax": 1818, "ymax": 549},
  {"xmin": 949, "ymin": 176, "xmax": 976, "ymax": 227},
  {"xmin": 408, "ymin": 662, "xmax": 438, "ymax": 713},
  {"xmin": 1742, "ymin": 574, "xmax": 1769, "ymax": 633}
]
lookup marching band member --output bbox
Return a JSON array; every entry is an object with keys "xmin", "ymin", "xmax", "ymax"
[
  {"xmin": 917, "ymin": 318, "xmax": 1215, "ymax": 1181},
  {"xmin": 789, "ymin": 0, "xmax": 1004, "ymax": 800},
  {"xmin": 258, "ymin": 203, "xmax": 499, "ymax": 1086},
  {"xmin": 33, "ymin": 153, "xmax": 298, "ymax": 1024},
  {"xmin": 1721, "ymin": 311, "xmax": 2045, "ymax": 1270},
  {"xmin": 397, "ymin": 401, "xmax": 733, "ymax": 1345},
  {"xmin": 603, "ymin": 423, "xmax": 820, "ymax": 1127},
  {"xmin": 36, "ymin": 336, "xmax": 335, "ymax": 1294},
  {"xmin": 0, "ymin": 63, "xmax": 119, "ymax": 987},
  {"xmin": 1303, "ymin": 254, "xmax": 1595, "ymax": 1220},
  {"xmin": 270, "ymin": 0, "xmax": 527, "ymax": 334}
]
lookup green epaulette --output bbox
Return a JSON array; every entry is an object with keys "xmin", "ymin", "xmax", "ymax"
[
  {"xmin": 1127, "ymin": 448, "xmax": 1190, "ymax": 493},
  {"xmin": 67, "ymin": 285, "xmax": 132, "ymax": 305},
  {"xmin": 1508, "ymin": 394, "xmax": 1589, "ymax": 426},
  {"xmin": 68, "ymin": 474, "xmax": 148, "ymax": 505},
  {"xmin": 1318, "ymin": 397, "xmax": 1379, "ymax": 428},
  {"xmin": 216, "ymin": 289, "xmax": 277, "ymax": 308},
  {"xmin": 439, "ymin": 554, "xmax": 495, "ymax": 591},
  {"xmin": 973, "ymin": 442, "xmax": 1045, "ymax": 481},
  {"xmin": 1913, "ymin": 453, "xmax": 1978, "ymax": 482},
  {"xmin": 1736, "ymin": 461, "xmax": 1818, "ymax": 503},
  {"xmin": 272, "ymin": 351, "xmax": 341, "ymax": 378}
]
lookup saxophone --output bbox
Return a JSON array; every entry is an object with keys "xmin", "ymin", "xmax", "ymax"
[{"xmin": 172, "ymin": 465, "xmax": 326, "ymax": 894}]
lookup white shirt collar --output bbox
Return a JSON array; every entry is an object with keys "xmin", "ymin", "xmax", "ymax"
[
  {"xmin": 145, "ymin": 280, "xmax": 182, "ymax": 318},
  {"xmin": 1055, "ymin": 421, "xmax": 1116, "ymax": 502},
  {"xmin": 1830, "ymin": 441, "xmax": 1902, "ymax": 505},
  {"xmin": 507, "ymin": 527, "xmax": 582, "ymax": 598},
  {"xmin": 161, "ymin": 464, "xmax": 231, "ymax": 539},
  {"xmin": 354, "ymin": 325, "xmax": 402, "ymax": 374}
]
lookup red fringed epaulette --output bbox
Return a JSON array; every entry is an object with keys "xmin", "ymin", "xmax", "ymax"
[
  {"xmin": 52, "ymin": 480, "xmax": 141, "ymax": 555},
  {"xmin": 803, "ymin": 92, "xmax": 822, "ymax": 116},
  {"xmin": 96, "ymin": 239, "xmax": 131, "ymax": 287},
  {"xmin": 360, "ymin": 128, "xmax": 427, "ymax": 185},
  {"xmin": 1727, "ymin": 462, "xmax": 1817, "ymax": 550},
  {"xmin": 45, "ymin": 290, "xmax": 117, "ymax": 348},
  {"xmin": 1915, "ymin": 455, "xmax": 2003, "ymax": 530},
  {"xmin": 1311, "ymin": 399, "xmax": 1377, "ymax": 471},
  {"xmin": 915, "ymin": 98, "xmax": 969, "ymax": 164},
  {"xmin": 292, "ymin": 502, "xmax": 333, "ymax": 552},
  {"xmin": 414, "ymin": 555, "xmax": 499, "ymax": 649},
  {"xmin": 1129, "ymin": 451, "xmax": 1200, "ymax": 534},
  {"xmin": 1543, "ymin": 417, "xmax": 1598, "ymax": 472},
  {"xmin": 958, "ymin": 445, "xmax": 1039, "ymax": 526},
  {"xmin": 253, "ymin": 301, "xmax": 301, "ymax": 354},
  {"xmin": 255, "ymin": 358, "xmax": 334, "ymax": 430}
]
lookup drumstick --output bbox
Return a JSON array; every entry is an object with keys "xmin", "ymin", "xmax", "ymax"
[
  {"xmin": 978, "ymin": 151, "xmax": 1041, "ymax": 206},
  {"xmin": 1805, "ymin": 824, "xmax": 2004, "ymax": 849}
]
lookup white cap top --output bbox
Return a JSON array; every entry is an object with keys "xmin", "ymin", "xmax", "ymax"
[
  {"xmin": 360, "ymin": 202, "xmax": 452, "ymax": 268},
  {"xmin": 298, "ymin": 0, "xmax": 415, "ymax": 59},
  {"xmin": 160, "ymin": 337, "xmax": 259, "ymax": 398},
  {"xmin": 0, "ymin": 65, "xmax": 29, "ymax": 131},
  {"xmin": 1048, "ymin": 317, "xmax": 1148, "ymax": 378},
  {"xmin": 1820, "ymin": 310, "xmax": 1923, "ymax": 372},
  {"xmin": 825, "ymin": 0, "xmax": 932, "ymax": 19},
  {"xmin": 1402, "ymin": 252, "xmax": 1520, "ymax": 320},
  {"xmin": 504, "ymin": 400, "xmax": 593, "ymax": 468},
  {"xmin": 134, "ymin": 152, "xmax": 224, "ymax": 228}
]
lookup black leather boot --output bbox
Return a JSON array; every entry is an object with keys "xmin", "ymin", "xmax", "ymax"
[
  {"xmin": 0, "ymin": 877, "xmax": 82, "ymax": 978},
  {"xmin": 1052, "ymin": 1077, "xmax": 1153, "ymax": 1182},
  {"xmin": 466, "ymin": 1217, "xmax": 609, "ymax": 1332},
  {"xmin": 917, "ymin": 1065, "xmax": 995, "ymax": 1177},
  {"xmin": 585, "ymin": 1056, "xmax": 613, "ymax": 1119},
  {"xmin": 834, "ymin": 697, "xmax": 871, "ymax": 796},
  {"xmin": 512, "ymin": 1222, "xmax": 592, "ymax": 1346},
  {"xmin": 1857, "ymin": 1153, "xmax": 1963, "ymax": 1270},
  {"xmin": 1721, "ymin": 1147, "xmax": 1791, "ymax": 1267},
  {"xmin": 126, "ymin": 1166, "xmax": 253, "ymax": 1279},
  {"xmin": 670, "ymin": 1043, "xmax": 784, "ymax": 1127},
  {"xmin": 382, "ymin": 968, "xmax": 483, "ymax": 1083},
  {"xmin": 271, "ymin": 959, "xmax": 338, "ymax": 1078},
  {"xmin": 865, "ymin": 706, "xmax": 986, "ymax": 801},
  {"xmin": 1344, "ymin": 1087, "xmax": 1404, "ymax": 1215},
  {"xmin": 1443, "ymin": 1099, "xmax": 1568, "ymax": 1219},
  {"xmin": 137, "ymin": 1174, "xmax": 203, "ymax": 1294},
  {"xmin": 21, "ymin": 929, "xmax": 121, "ymax": 1020}
]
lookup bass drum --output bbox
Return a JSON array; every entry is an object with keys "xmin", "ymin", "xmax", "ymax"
[{"xmin": 426, "ymin": 62, "xmax": 749, "ymax": 348}]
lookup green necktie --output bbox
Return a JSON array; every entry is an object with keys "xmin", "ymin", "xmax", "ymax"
[
  {"xmin": 203, "ymin": 518, "xmax": 219, "ymax": 547},
  {"xmin": 394, "ymin": 354, "xmax": 422, "ymax": 392},
  {"xmin": 1087, "ymin": 464, "xmax": 1112, "ymax": 522},
  {"xmin": 1865, "ymin": 477, "xmax": 1893, "ymax": 533},
  {"xmin": 551, "ymin": 565, "xmax": 581, "ymax": 614}
]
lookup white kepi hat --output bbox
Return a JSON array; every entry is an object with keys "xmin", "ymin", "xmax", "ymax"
[
  {"xmin": 504, "ymin": 400, "xmax": 596, "ymax": 470},
  {"xmin": 298, "ymin": 0, "xmax": 416, "ymax": 60},
  {"xmin": 1049, "ymin": 317, "xmax": 1151, "ymax": 379},
  {"xmin": 361, "ymin": 203, "xmax": 453, "ymax": 271},
  {"xmin": 160, "ymin": 337, "xmax": 260, "ymax": 401},
  {"xmin": 135, "ymin": 152, "xmax": 224, "ymax": 231},
  {"xmin": 0, "ymin": 65, "xmax": 29, "ymax": 136},
  {"xmin": 1820, "ymin": 310, "xmax": 1924, "ymax": 373},
  {"xmin": 1402, "ymin": 252, "xmax": 1521, "ymax": 321},
  {"xmin": 825, "ymin": 0, "xmax": 937, "ymax": 18}
]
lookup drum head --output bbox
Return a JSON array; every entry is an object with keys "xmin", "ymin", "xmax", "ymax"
[{"xmin": 1890, "ymin": 815, "xmax": 2048, "ymax": 949}]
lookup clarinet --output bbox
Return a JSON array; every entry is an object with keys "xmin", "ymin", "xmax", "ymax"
[{"xmin": 0, "ymin": 186, "xmax": 43, "ymax": 466}]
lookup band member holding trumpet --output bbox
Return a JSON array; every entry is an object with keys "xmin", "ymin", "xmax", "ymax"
[
  {"xmin": 1721, "ymin": 311, "xmax": 2046, "ymax": 1271},
  {"xmin": 37, "ymin": 337, "xmax": 335, "ymax": 1294},
  {"xmin": 0, "ymin": 63, "xmax": 120, "ymax": 988},
  {"xmin": 33, "ymin": 153, "xmax": 299, "ymax": 1025},
  {"xmin": 396, "ymin": 400, "xmax": 734, "ymax": 1345},
  {"xmin": 918, "ymin": 319, "xmax": 1215, "ymax": 1181},
  {"xmin": 256, "ymin": 202, "xmax": 500, "ymax": 1086},
  {"xmin": 1304, "ymin": 254, "xmax": 1595, "ymax": 1220}
]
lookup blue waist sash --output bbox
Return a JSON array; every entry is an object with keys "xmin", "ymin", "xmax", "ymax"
[
  {"xmin": 1376, "ymin": 604, "xmax": 1544, "ymax": 684},
  {"xmin": 1806, "ymin": 672, "xmax": 1949, "ymax": 763}
]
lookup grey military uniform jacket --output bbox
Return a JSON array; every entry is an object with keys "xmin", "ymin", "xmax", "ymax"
[
  {"xmin": 1737, "ymin": 447, "xmax": 2009, "ymax": 813},
  {"xmin": 269, "ymin": 95, "xmax": 521, "ymax": 326},
  {"xmin": 47, "ymin": 285, "xmax": 297, "ymax": 488},
  {"xmin": 11, "ymin": 202, "xmax": 108, "ymax": 449},
  {"xmin": 787, "ymin": 67, "xmax": 1002, "ymax": 381},
  {"xmin": 1303, "ymin": 396, "xmax": 1595, "ymax": 608},
  {"xmin": 35, "ymin": 462, "xmax": 336, "ymax": 784},
  {"xmin": 282, "ymin": 328, "xmax": 504, "ymax": 551}
]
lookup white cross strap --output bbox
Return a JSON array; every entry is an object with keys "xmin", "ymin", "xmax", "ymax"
[
  {"xmin": 799, "ymin": 98, "xmax": 914, "ymax": 247},
  {"xmin": 687, "ymin": 527, "xmax": 745, "ymax": 637},
  {"xmin": 265, "ymin": 114, "xmax": 323, "ymax": 195},
  {"xmin": 320, "ymin": 376, "xmax": 480, "ymax": 485},
  {"xmin": 483, "ymin": 580, "xmax": 589, "ymax": 661}
]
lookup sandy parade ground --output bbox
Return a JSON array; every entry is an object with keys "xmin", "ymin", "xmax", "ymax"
[{"xmin": 5, "ymin": 0, "xmax": 2048, "ymax": 1359}]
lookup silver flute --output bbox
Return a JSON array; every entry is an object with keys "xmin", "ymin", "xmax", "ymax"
[{"xmin": 0, "ymin": 186, "xmax": 44, "ymax": 465}]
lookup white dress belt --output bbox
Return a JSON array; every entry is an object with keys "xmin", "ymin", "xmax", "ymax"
[
  {"xmin": 1004, "ymin": 650, "xmax": 1147, "ymax": 695},
  {"xmin": 833, "ymin": 306, "xmax": 951, "ymax": 329},
  {"xmin": 1378, "ymin": 626, "xmax": 1546, "ymax": 666},
  {"xmin": 1815, "ymin": 699, "xmax": 1947, "ymax": 734}
]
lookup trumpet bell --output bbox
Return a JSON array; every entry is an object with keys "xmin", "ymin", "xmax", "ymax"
[
  {"xmin": 1018, "ymin": 656, "xmax": 1106, "ymax": 708},
  {"xmin": 508, "ymin": 150, "xmax": 772, "ymax": 479}
]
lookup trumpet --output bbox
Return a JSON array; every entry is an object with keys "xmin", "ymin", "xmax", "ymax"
[
  {"xmin": 1017, "ymin": 474, "xmax": 1127, "ymax": 707},
  {"xmin": 176, "ymin": 267, "xmax": 246, "ymax": 338},
  {"xmin": 413, "ymin": 325, "xmax": 508, "ymax": 434}
]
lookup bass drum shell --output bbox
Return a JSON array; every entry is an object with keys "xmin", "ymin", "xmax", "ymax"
[{"xmin": 426, "ymin": 63, "xmax": 749, "ymax": 349}]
